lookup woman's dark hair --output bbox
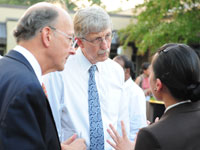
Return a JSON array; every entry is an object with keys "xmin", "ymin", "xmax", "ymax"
[
  {"xmin": 114, "ymin": 55, "xmax": 135, "ymax": 79},
  {"xmin": 139, "ymin": 62, "xmax": 150, "ymax": 74},
  {"xmin": 152, "ymin": 43, "xmax": 200, "ymax": 102},
  {"xmin": 141, "ymin": 62, "xmax": 150, "ymax": 70}
]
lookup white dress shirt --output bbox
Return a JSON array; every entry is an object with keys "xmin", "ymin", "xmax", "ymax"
[
  {"xmin": 14, "ymin": 45, "xmax": 42, "ymax": 85},
  {"xmin": 43, "ymin": 48, "xmax": 129, "ymax": 150},
  {"xmin": 124, "ymin": 78, "xmax": 147, "ymax": 141}
]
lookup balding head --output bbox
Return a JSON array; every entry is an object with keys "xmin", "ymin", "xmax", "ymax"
[
  {"xmin": 14, "ymin": 2, "xmax": 71, "ymax": 43},
  {"xmin": 12, "ymin": 2, "xmax": 75, "ymax": 74}
]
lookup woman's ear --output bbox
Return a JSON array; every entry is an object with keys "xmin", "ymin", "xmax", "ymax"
[{"xmin": 156, "ymin": 78, "xmax": 163, "ymax": 92}]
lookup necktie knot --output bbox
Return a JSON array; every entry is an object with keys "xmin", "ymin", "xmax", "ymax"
[{"xmin": 89, "ymin": 65, "xmax": 97, "ymax": 75}]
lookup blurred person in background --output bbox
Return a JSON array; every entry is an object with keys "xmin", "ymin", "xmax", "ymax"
[
  {"xmin": 113, "ymin": 55, "xmax": 147, "ymax": 141},
  {"xmin": 135, "ymin": 62, "xmax": 151, "ymax": 100}
]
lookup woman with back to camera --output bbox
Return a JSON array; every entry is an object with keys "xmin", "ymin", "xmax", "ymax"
[{"xmin": 107, "ymin": 43, "xmax": 200, "ymax": 150}]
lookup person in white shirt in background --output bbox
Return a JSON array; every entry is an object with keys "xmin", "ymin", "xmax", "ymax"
[
  {"xmin": 43, "ymin": 6, "xmax": 129, "ymax": 150},
  {"xmin": 0, "ymin": 55, "xmax": 2, "ymax": 58},
  {"xmin": 113, "ymin": 55, "xmax": 147, "ymax": 141}
]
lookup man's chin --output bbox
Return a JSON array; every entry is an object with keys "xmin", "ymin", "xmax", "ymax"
[
  {"xmin": 57, "ymin": 61, "xmax": 66, "ymax": 72},
  {"xmin": 57, "ymin": 66, "xmax": 64, "ymax": 72},
  {"xmin": 99, "ymin": 55, "xmax": 109, "ymax": 62}
]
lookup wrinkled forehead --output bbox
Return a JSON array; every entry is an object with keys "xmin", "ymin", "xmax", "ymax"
[
  {"xmin": 87, "ymin": 19, "xmax": 111, "ymax": 33},
  {"xmin": 86, "ymin": 28, "xmax": 112, "ymax": 38}
]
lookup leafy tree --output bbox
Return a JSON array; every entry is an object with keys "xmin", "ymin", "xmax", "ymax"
[
  {"xmin": 119, "ymin": 0, "xmax": 200, "ymax": 55},
  {"xmin": 0, "ymin": 0, "xmax": 44, "ymax": 5}
]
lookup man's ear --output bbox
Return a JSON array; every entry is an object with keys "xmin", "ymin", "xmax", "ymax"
[
  {"xmin": 76, "ymin": 38, "xmax": 84, "ymax": 48},
  {"xmin": 156, "ymin": 78, "xmax": 163, "ymax": 92},
  {"xmin": 41, "ymin": 27, "xmax": 52, "ymax": 48}
]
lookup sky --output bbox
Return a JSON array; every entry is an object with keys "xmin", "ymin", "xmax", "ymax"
[{"xmin": 73, "ymin": 0, "xmax": 144, "ymax": 12}]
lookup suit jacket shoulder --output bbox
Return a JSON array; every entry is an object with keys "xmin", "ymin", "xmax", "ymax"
[
  {"xmin": 135, "ymin": 101, "xmax": 200, "ymax": 150},
  {"xmin": 0, "ymin": 50, "xmax": 60, "ymax": 150}
]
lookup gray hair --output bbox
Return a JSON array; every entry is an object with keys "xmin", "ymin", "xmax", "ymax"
[
  {"xmin": 14, "ymin": 7, "xmax": 58, "ymax": 43},
  {"xmin": 73, "ymin": 6, "xmax": 112, "ymax": 38}
]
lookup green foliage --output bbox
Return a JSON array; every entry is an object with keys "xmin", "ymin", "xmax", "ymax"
[
  {"xmin": 0, "ymin": 0, "xmax": 43, "ymax": 5},
  {"xmin": 88, "ymin": 0, "xmax": 101, "ymax": 5},
  {"xmin": 119, "ymin": 0, "xmax": 200, "ymax": 55},
  {"xmin": 64, "ymin": 0, "xmax": 77, "ymax": 10},
  {"xmin": 0, "ymin": 0, "xmax": 102, "ymax": 10}
]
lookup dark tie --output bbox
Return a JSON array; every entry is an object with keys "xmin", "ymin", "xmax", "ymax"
[{"xmin": 88, "ymin": 65, "xmax": 104, "ymax": 150}]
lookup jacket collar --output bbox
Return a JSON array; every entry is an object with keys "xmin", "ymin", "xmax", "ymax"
[{"xmin": 5, "ymin": 50, "xmax": 35, "ymax": 74}]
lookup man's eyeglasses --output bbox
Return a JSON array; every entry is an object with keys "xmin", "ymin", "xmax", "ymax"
[
  {"xmin": 49, "ymin": 26, "xmax": 75, "ymax": 46},
  {"xmin": 81, "ymin": 32, "xmax": 114, "ymax": 46}
]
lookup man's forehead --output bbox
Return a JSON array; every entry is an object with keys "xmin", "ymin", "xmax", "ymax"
[{"xmin": 87, "ymin": 28, "xmax": 112, "ymax": 37}]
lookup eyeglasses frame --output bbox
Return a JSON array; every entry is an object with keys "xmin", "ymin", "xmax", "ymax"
[
  {"xmin": 80, "ymin": 32, "xmax": 115, "ymax": 46},
  {"xmin": 48, "ymin": 26, "xmax": 75, "ymax": 46}
]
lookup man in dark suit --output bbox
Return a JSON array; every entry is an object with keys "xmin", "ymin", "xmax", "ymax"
[{"xmin": 0, "ymin": 2, "xmax": 86, "ymax": 150}]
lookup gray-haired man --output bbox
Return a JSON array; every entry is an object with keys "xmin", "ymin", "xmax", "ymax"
[{"xmin": 44, "ymin": 6, "xmax": 129, "ymax": 150}]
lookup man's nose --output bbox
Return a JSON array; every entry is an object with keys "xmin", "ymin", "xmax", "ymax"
[
  {"xmin": 100, "ymin": 38, "xmax": 109, "ymax": 50},
  {"xmin": 69, "ymin": 47, "xmax": 76, "ymax": 55}
]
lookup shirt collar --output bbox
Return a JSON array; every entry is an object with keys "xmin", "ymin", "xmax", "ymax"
[
  {"xmin": 13, "ymin": 45, "xmax": 43, "ymax": 85},
  {"xmin": 77, "ymin": 48, "xmax": 102, "ymax": 73},
  {"xmin": 124, "ymin": 77, "xmax": 132, "ymax": 87},
  {"xmin": 126, "ymin": 77, "xmax": 132, "ymax": 83},
  {"xmin": 165, "ymin": 100, "xmax": 191, "ymax": 113}
]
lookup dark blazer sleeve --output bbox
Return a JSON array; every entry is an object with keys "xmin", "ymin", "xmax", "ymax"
[
  {"xmin": 1, "ymin": 82, "xmax": 56, "ymax": 150},
  {"xmin": 135, "ymin": 128, "xmax": 161, "ymax": 150}
]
